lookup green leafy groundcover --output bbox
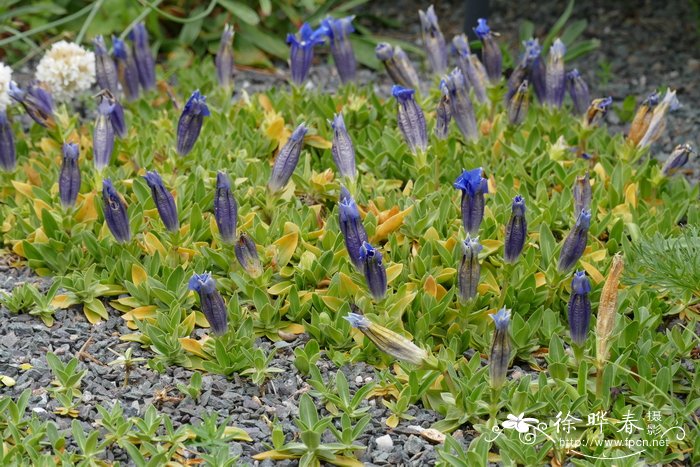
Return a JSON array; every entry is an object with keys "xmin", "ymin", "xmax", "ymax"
[{"xmin": 1, "ymin": 57, "xmax": 699, "ymax": 466}]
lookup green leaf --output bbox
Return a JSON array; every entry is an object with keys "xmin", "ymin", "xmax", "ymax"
[{"xmin": 219, "ymin": 0, "xmax": 260, "ymax": 25}]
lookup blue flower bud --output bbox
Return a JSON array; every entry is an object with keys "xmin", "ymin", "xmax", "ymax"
[
  {"xmin": 112, "ymin": 36, "xmax": 140, "ymax": 101},
  {"xmin": 566, "ymin": 69, "xmax": 590, "ymax": 115},
  {"xmin": 419, "ymin": 5, "xmax": 447, "ymax": 74},
  {"xmin": 215, "ymin": 24, "xmax": 235, "ymax": 88},
  {"xmin": 360, "ymin": 242, "xmax": 387, "ymax": 300},
  {"xmin": 545, "ymin": 39, "xmax": 566, "ymax": 107},
  {"xmin": 214, "ymin": 171, "xmax": 238, "ymax": 243},
  {"xmin": 458, "ymin": 235, "xmax": 482, "ymax": 302},
  {"xmin": 59, "ymin": 143, "xmax": 80, "ymax": 207},
  {"xmin": 144, "ymin": 170, "xmax": 179, "ymax": 232},
  {"xmin": 584, "ymin": 96, "xmax": 613, "ymax": 127},
  {"xmin": 454, "ymin": 167, "xmax": 488, "ymax": 234},
  {"xmin": 176, "ymin": 90, "xmax": 210, "ymax": 156},
  {"xmin": 435, "ymin": 93, "xmax": 451, "ymax": 140},
  {"xmin": 573, "ymin": 172, "xmax": 591, "ymax": 219},
  {"xmin": 338, "ymin": 187, "xmax": 368, "ymax": 269},
  {"xmin": 568, "ymin": 270, "xmax": 591, "ymax": 346},
  {"xmin": 507, "ymin": 80, "xmax": 529, "ymax": 125},
  {"xmin": 558, "ymin": 209, "xmax": 591, "ymax": 272},
  {"xmin": 375, "ymin": 43, "xmax": 420, "ymax": 89},
  {"xmin": 93, "ymin": 35, "xmax": 119, "ymax": 95},
  {"xmin": 523, "ymin": 39, "xmax": 546, "ymax": 103},
  {"xmin": 102, "ymin": 178, "xmax": 131, "ymax": 243},
  {"xmin": 504, "ymin": 195, "xmax": 527, "ymax": 263},
  {"xmin": 8, "ymin": 82, "xmax": 54, "ymax": 128},
  {"xmin": 101, "ymin": 90, "xmax": 127, "ymax": 138},
  {"xmin": 331, "ymin": 114, "xmax": 356, "ymax": 179},
  {"xmin": 321, "ymin": 16, "xmax": 357, "ymax": 83},
  {"xmin": 662, "ymin": 143, "xmax": 694, "ymax": 176},
  {"xmin": 441, "ymin": 68, "xmax": 478, "ymax": 141},
  {"xmin": 128, "ymin": 22, "xmax": 156, "ymax": 90},
  {"xmin": 474, "ymin": 18, "xmax": 502, "ymax": 83},
  {"xmin": 286, "ymin": 23, "xmax": 326, "ymax": 85},
  {"xmin": 0, "ymin": 110, "xmax": 16, "ymax": 171},
  {"xmin": 268, "ymin": 123, "xmax": 307, "ymax": 193},
  {"xmin": 235, "ymin": 233, "xmax": 263, "ymax": 277},
  {"xmin": 392, "ymin": 85, "xmax": 427, "ymax": 154},
  {"xmin": 188, "ymin": 272, "xmax": 228, "ymax": 335},
  {"xmin": 489, "ymin": 307, "xmax": 511, "ymax": 388},
  {"xmin": 93, "ymin": 96, "xmax": 115, "ymax": 171}
]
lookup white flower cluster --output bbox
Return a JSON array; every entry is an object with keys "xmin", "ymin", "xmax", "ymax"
[
  {"xmin": 35, "ymin": 41, "xmax": 96, "ymax": 101},
  {"xmin": 0, "ymin": 62, "xmax": 12, "ymax": 111}
]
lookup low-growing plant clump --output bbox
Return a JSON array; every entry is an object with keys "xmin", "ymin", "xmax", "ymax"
[{"xmin": 0, "ymin": 2, "xmax": 698, "ymax": 466}]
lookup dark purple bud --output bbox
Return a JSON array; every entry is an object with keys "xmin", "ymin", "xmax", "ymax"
[
  {"xmin": 102, "ymin": 178, "xmax": 131, "ymax": 243},
  {"xmin": 458, "ymin": 235, "xmax": 482, "ymax": 302},
  {"xmin": 268, "ymin": 123, "xmax": 307, "ymax": 192},
  {"xmin": 454, "ymin": 167, "xmax": 488, "ymax": 234},
  {"xmin": 287, "ymin": 23, "xmax": 326, "ymax": 85},
  {"xmin": 504, "ymin": 195, "xmax": 527, "ymax": 263},
  {"xmin": 392, "ymin": 85, "xmax": 427, "ymax": 154},
  {"xmin": 558, "ymin": 209, "xmax": 591, "ymax": 272},
  {"xmin": 112, "ymin": 36, "xmax": 140, "ymax": 101},
  {"xmin": 176, "ymin": 90, "xmax": 210, "ymax": 156},
  {"xmin": 215, "ymin": 24, "xmax": 235, "ymax": 88},
  {"xmin": 128, "ymin": 22, "xmax": 156, "ymax": 90},
  {"xmin": 573, "ymin": 172, "xmax": 591, "ymax": 218},
  {"xmin": 435, "ymin": 93, "xmax": 451, "ymax": 140},
  {"xmin": 93, "ymin": 95, "xmax": 115, "ymax": 171},
  {"xmin": 453, "ymin": 35, "xmax": 489, "ymax": 104},
  {"xmin": 321, "ymin": 16, "xmax": 357, "ymax": 83},
  {"xmin": 331, "ymin": 114, "xmax": 356, "ymax": 179},
  {"xmin": 662, "ymin": 143, "xmax": 694, "ymax": 176},
  {"xmin": 507, "ymin": 80, "xmax": 529, "ymax": 125},
  {"xmin": 93, "ymin": 35, "xmax": 119, "ymax": 95},
  {"xmin": 489, "ymin": 308, "xmax": 511, "ymax": 388},
  {"xmin": 101, "ymin": 90, "xmax": 126, "ymax": 138},
  {"xmin": 338, "ymin": 186, "xmax": 368, "ymax": 269},
  {"xmin": 524, "ymin": 39, "xmax": 546, "ymax": 103},
  {"xmin": 545, "ymin": 39, "xmax": 566, "ymax": 107},
  {"xmin": 474, "ymin": 18, "xmax": 501, "ymax": 83},
  {"xmin": 419, "ymin": 5, "xmax": 447, "ymax": 74},
  {"xmin": 441, "ymin": 68, "xmax": 478, "ymax": 141},
  {"xmin": 235, "ymin": 233, "xmax": 263, "ymax": 277},
  {"xmin": 360, "ymin": 242, "xmax": 387, "ymax": 301},
  {"xmin": 214, "ymin": 171, "xmax": 238, "ymax": 243},
  {"xmin": 8, "ymin": 82, "xmax": 54, "ymax": 128},
  {"xmin": 188, "ymin": 272, "xmax": 228, "ymax": 335},
  {"xmin": 144, "ymin": 170, "xmax": 179, "ymax": 232},
  {"xmin": 566, "ymin": 69, "xmax": 590, "ymax": 115},
  {"xmin": 0, "ymin": 111, "xmax": 16, "ymax": 171},
  {"xmin": 568, "ymin": 270, "xmax": 591, "ymax": 346},
  {"xmin": 584, "ymin": 96, "xmax": 613, "ymax": 127},
  {"xmin": 59, "ymin": 143, "xmax": 80, "ymax": 207},
  {"xmin": 375, "ymin": 43, "xmax": 420, "ymax": 89}
]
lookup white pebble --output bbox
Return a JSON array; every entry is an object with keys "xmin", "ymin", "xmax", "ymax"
[
  {"xmin": 375, "ymin": 434, "xmax": 393, "ymax": 451},
  {"xmin": 355, "ymin": 375, "xmax": 363, "ymax": 384}
]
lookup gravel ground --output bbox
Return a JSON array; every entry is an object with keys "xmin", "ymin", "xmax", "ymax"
[{"xmin": 1, "ymin": 1, "xmax": 698, "ymax": 465}]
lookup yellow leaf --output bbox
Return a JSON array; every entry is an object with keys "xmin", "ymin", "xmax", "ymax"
[
  {"xmin": 11, "ymin": 181, "xmax": 34, "ymax": 199},
  {"xmin": 435, "ymin": 283, "xmax": 448, "ymax": 301},
  {"xmin": 480, "ymin": 239, "xmax": 502, "ymax": 256},
  {"xmin": 19, "ymin": 363, "xmax": 32, "ymax": 371},
  {"xmin": 115, "ymin": 296, "xmax": 141, "ymax": 308},
  {"xmin": 386, "ymin": 414, "xmax": 399, "ymax": 428},
  {"xmin": 580, "ymin": 261, "xmax": 605, "ymax": 284},
  {"xmin": 253, "ymin": 451, "xmax": 298, "ymax": 461},
  {"xmin": 435, "ymin": 268, "xmax": 456, "ymax": 283},
  {"xmin": 267, "ymin": 281, "xmax": 293, "ymax": 295},
  {"xmin": 75, "ymin": 192, "xmax": 98, "ymax": 223},
  {"xmin": 51, "ymin": 294, "xmax": 78, "ymax": 309},
  {"xmin": 624, "ymin": 183, "xmax": 638, "ymax": 208},
  {"xmin": 84, "ymin": 300, "xmax": 108, "ymax": 323},
  {"xmin": 588, "ymin": 249, "xmax": 607, "ymax": 262},
  {"xmin": 281, "ymin": 323, "xmax": 305, "ymax": 335},
  {"xmin": 39, "ymin": 137, "xmax": 59, "ymax": 155},
  {"xmin": 332, "ymin": 456, "xmax": 365, "ymax": 467},
  {"xmin": 386, "ymin": 263, "xmax": 403, "ymax": 284},
  {"xmin": 274, "ymin": 228, "xmax": 298, "ymax": 268},
  {"xmin": 305, "ymin": 134, "xmax": 332, "ymax": 149},
  {"xmin": 321, "ymin": 295, "xmax": 345, "ymax": 312},
  {"xmin": 424, "ymin": 275, "xmax": 437, "ymax": 298},
  {"xmin": 257, "ymin": 94, "xmax": 273, "ymax": 113},
  {"xmin": 339, "ymin": 272, "xmax": 360, "ymax": 295},
  {"xmin": 122, "ymin": 305, "xmax": 158, "ymax": 321},
  {"xmin": 141, "ymin": 232, "xmax": 167, "ymax": 257},
  {"xmin": 33, "ymin": 228, "xmax": 49, "ymax": 244},
  {"xmin": 33, "ymin": 199, "xmax": 51, "ymax": 218},
  {"xmin": 424, "ymin": 227, "xmax": 440, "ymax": 241},
  {"xmin": 223, "ymin": 426, "xmax": 253, "ymax": 442},
  {"xmin": 372, "ymin": 205, "xmax": 414, "ymax": 242},
  {"xmin": 487, "ymin": 174, "xmax": 497, "ymax": 193},
  {"xmin": 12, "ymin": 241, "xmax": 25, "ymax": 257},
  {"xmin": 535, "ymin": 272, "xmax": 547, "ymax": 288},
  {"xmin": 0, "ymin": 375, "xmax": 16, "ymax": 387},
  {"xmin": 179, "ymin": 338, "xmax": 208, "ymax": 359},
  {"xmin": 131, "ymin": 264, "xmax": 148, "ymax": 286}
]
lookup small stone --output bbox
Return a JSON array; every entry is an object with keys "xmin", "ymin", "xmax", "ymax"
[
  {"xmin": 420, "ymin": 428, "xmax": 446, "ymax": 444},
  {"xmin": 405, "ymin": 435, "xmax": 424, "ymax": 455},
  {"xmin": 355, "ymin": 375, "xmax": 363, "ymax": 384},
  {"xmin": 375, "ymin": 434, "xmax": 393, "ymax": 451},
  {"xmin": 364, "ymin": 376, "xmax": 372, "ymax": 383}
]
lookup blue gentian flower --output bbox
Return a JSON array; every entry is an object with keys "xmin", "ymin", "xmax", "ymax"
[
  {"xmin": 584, "ymin": 96, "xmax": 613, "ymax": 127},
  {"xmin": 573, "ymin": 172, "xmax": 591, "ymax": 219},
  {"xmin": 188, "ymin": 272, "xmax": 228, "ymax": 335},
  {"xmin": 235, "ymin": 233, "xmax": 263, "ymax": 277},
  {"xmin": 545, "ymin": 39, "xmax": 566, "ymax": 107},
  {"xmin": 144, "ymin": 170, "xmax": 179, "ymax": 232},
  {"xmin": 474, "ymin": 18, "xmax": 502, "ymax": 83},
  {"xmin": 568, "ymin": 270, "xmax": 591, "ymax": 346},
  {"xmin": 8, "ymin": 82, "xmax": 54, "ymax": 128},
  {"xmin": 268, "ymin": 123, "xmax": 307, "ymax": 192},
  {"xmin": 59, "ymin": 143, "xmax": 80, "ymax": 207},
  {"xmin": 507, "ymin": 80, "xmax": 529, "ymax": 125},
  {"xmin": 112, "ymin": 36, "xmax": 140, "ymax": 101},
  {"xmin": 418, "ymin": 5, "xmax": 447, "ymax": 74},
  {"xmin": 457, "ymin": 235, "xmax": 482, "ymax": 302},
  {"xmin": 331, "ymin": 113, "xmax": 356, "ymax": 179},
  {"xmin": 441, "ymin": 68, "xmax": 478, "ymax": 141},
  {"xmin": 102, "ymin": 179, "xmax": 131, "ymax": 243},
  {"xmin": 375, "ymin": 43, "xmax": 420, "ymax": 89},
  {"xmin": 176, "ymin": 90, "xmax": 210, "ymax": 156},
  {"xmin": 93, "ymin": 35, "xmax": 119, "ymax": 94},
  {"xmin": 489, "ymin": 307, "xmax": 512, "ymax": 389},
  {"xmin": 338, "ymin": 186, "xmax": 368, "ymax": 269},
  {"xmin": 453, "ymin": 34, "xmax": 489, "ymax": 104},
  {"xmin": 558, "ymin": 209, "xmax": 591, "ymax": 272},
  {"xmin": 321, "ymin": 16, "xmax": 357, "ymax": 83},
  {"xmin": 392, "ymin": 85, "xmax": 427, "ymax": 154},
  {"xmin": 662, "ymin": 143, "xmax": 694, "ymax": 176},
  {"xmin": 435, "ymin": 93, "xmax": 451, "ymax": 140},
  {"xmin": 128, "ymin": 22, "xmax": 156, "ymax": 90},
  {"xmin": 504, "ymin": 195, "xmax": 527, "ymax": 263},
  {"xmin": 566, "ymin": 69, "xmax": 590, "ymax": 115},
  {"xmin": 359, "ymin": 242, "xmax": 387, "ymax": 301},
  {"xmin": 93, "ymin": 95, "xmax": 115, "ymax": 171},
  {"xmin": 454, "ymin": 167, "xmax": 488, "ymax": 234},
  {"xmin": 215, "ymin": 24, "xmax": 235, "ymax": 88},
  {"xmin": 0, "ymin": 110, "xmax": 16, "ymax": 171},
  {"xmin": 286, "ymin": 23, "xmax": 326, "ymax": 85},
  {"xmin": 214, "ymin": 171, "xmax": 238, "ymax": 243},
  {"xmin": 524, "ymin": 39, "xmax": 546, "ymax": 103}
]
